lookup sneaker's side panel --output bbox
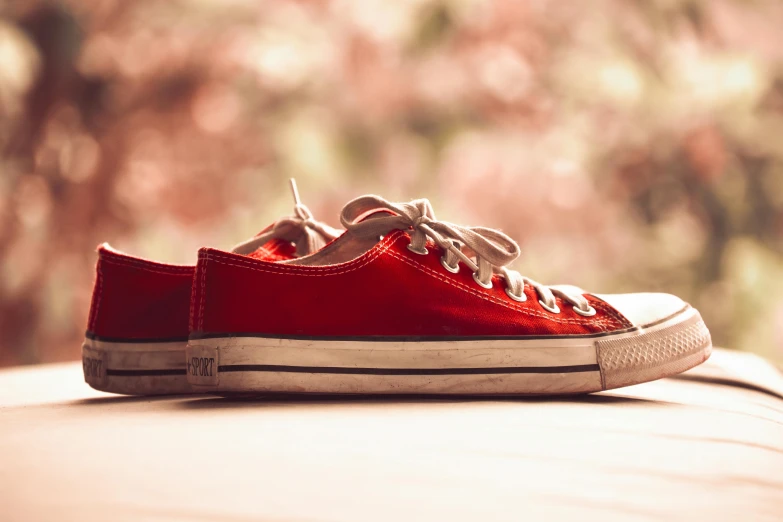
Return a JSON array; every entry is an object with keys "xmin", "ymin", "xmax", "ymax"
[{"xmin": 190, "ymin": 232, "xmax": 632, "ymax": 339}]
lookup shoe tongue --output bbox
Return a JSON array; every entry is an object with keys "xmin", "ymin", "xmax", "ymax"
[
  {"xmin": 233, "ymin": 199, "xmax": 397, "ymax": 266},
  {"xmin": 356, "ymin": 208, "xmax": 396, "ymax": 223},
  {"xmin": 231, "ymin": 212, "xmax": 341, "ymax": 258},
  {"xmin": 338, "ymin": 195, "xmax": 435, "ymax": 245},
  {"xmin": 356, "ymin": 208, "xmax": 397, "ymax": 223},
  {"xmin": 280, "ymin": 209, "xmax": 398, "ymax": 267},
  {"xmin": 230, "ymin": 178, "xmax": 343, "ymax": 257},
  {"xmin": 246, "ymin": 238, "xmax": 297, "ymax": 261}
]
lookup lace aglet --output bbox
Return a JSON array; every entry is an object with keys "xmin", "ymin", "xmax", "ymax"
[{"xmin": 289, "ymin": 178, "xmax": 302, "ymax": 206}]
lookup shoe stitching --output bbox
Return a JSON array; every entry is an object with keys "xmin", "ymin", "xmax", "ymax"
[
  {"xmin": 99, "ymin": 258, "xmax": 195, "ymax": 277},
  {"xmin": 188, "ymin": 259, "xmax": 200, "ymax": 332},
  {"xmin": 198, "ymin": 251, "xmax": 208, "ymax": 332},
  {"xmin": 88, "ymin": 259, "xmax": 104, "ymax": 332},
  {"xmin": 99, "ymin": 248, "xmax": 194, "ymax": 272},
  {"xmin": 203, "ymin": 236, "xmax": 399, "ymax": 274},
  {"xmin": 201, "ymin": 232, "xmax": 404, "ymax": 276},
  {"xmin": 384, "ymin": 249, "xmax": 616, "ymax": 331},
  {"xmin": 255, "ymin": 243, "xmax": 281, "ymax": 257}
]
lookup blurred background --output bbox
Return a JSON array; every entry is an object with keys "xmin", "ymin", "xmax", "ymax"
[{"xmin": 1, "ymin": 0, "xmax": 782, "ymax": 367}]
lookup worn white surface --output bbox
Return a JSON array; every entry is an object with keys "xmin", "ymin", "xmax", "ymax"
[{"xmin": 1, "ymin": 349, "xmax": 782, "ymax": 522}]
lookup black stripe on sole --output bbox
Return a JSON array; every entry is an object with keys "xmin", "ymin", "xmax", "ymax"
[
  {"xmin": 217, "ymin": 364, "xmax": 600, "ymax": 375},
  {"xmin": 106, "ymin": 369, "xmax": 187, "ymax": 377}
]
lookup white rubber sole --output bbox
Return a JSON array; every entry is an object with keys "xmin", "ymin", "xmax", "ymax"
[
  {"xmin": 82, "ymin": 338, "xmax": 193, "ymax": 395},
  {"xmin": 186, "ymin": 306, "xmax": 712, "ymax": 395}
]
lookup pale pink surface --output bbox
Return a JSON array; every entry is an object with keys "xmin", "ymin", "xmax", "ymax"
[{"xmin": 1, "ymin": 349, "xmax": 781, "ymax": 522}]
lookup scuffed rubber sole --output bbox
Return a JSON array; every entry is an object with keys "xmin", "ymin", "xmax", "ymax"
[
  {"xmin": 186, "ymin": 306, "xmax": 711, "ymax": 396},
  {"xmin": 82, "ymin": 337, "xmax": 193, "ymax": 395}
]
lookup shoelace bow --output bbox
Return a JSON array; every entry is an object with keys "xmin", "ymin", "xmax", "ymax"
[
  {"xmin": 340, "ymin": 195, "xmax": 595, "ymax": 315},
  {"xmin": 232, "ymin": 180, "xmax": 341, "ymax": 257}
]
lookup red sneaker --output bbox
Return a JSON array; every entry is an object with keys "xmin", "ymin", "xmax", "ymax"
[
  {"xmin": 82, "ymin": 182, "xmax": 340, "ymax": 395},
  {"xmin": 186, "ymin": 195, "xmax": 712, "ymax": 395}
]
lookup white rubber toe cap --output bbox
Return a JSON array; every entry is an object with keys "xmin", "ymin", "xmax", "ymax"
[{"xmin": 592, "ymin": 292, "xmax": 688, "ymax": 327}]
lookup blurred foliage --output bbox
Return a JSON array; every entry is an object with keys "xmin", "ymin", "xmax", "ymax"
[{"xmin": 1, "ymin": 0, "xmax": 782, "ymax": 366}]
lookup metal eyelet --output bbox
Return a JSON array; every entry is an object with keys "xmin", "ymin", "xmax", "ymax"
[
  {"xmin": 440, "ymin": 257, "xmax": 460, "ymax": 274},
  {"xmin": 504, "ymin": 287, "xmax": 527, "ymax": 302},
  {"xmin": 538, "ymin": 299, "xmax": 561, "ymax": 314},
  {"xmin": 472, "ymin": 272, "xmax": 493, "ymax": 289},
  {"xmin": 573, "ymin": 305, "xmax": 597, "ymax": 317},
  {"xmin": 407, "ymin": 244, "xmax": 429, "ymax": 256}
]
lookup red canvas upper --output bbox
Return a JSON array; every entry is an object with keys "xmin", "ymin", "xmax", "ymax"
[
  {"xmin": 191, "ymin": 230, "xmax": 633, "ymax": 338},
  {"xmin": 86, "ymin": 238, "xmax": 297, "ymax": 341}
]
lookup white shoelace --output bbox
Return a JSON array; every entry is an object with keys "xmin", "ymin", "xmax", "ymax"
[
  {"xmin": 232, "ymin": 179, "xmax": 341, "ymax": 257},
  {"xmin": 340, "ymin": 195, "xmax": 596, "ymax": 316}
]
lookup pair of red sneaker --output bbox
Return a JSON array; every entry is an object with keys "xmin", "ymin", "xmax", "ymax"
[{"xmin": 83, "ymin": 182, "xmax": 711, "ymax": 396}]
